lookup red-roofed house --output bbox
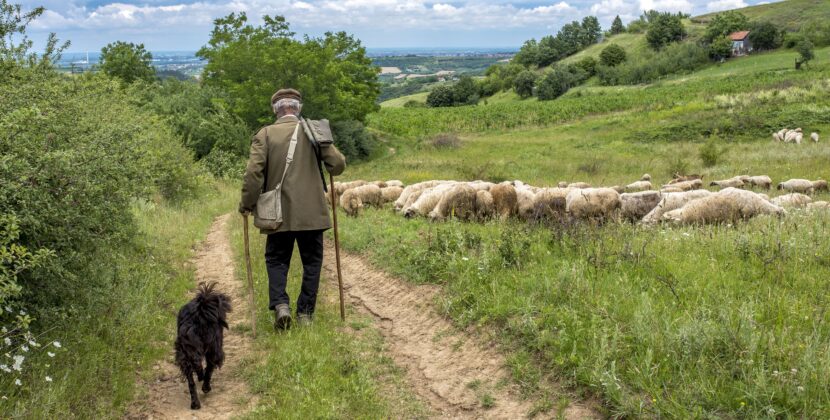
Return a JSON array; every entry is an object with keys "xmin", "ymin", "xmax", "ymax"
[{"xmin": 729, "ymin": 31, "xmax": 752, "ymax": 56}]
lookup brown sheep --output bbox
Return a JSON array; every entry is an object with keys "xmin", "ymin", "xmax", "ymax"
[
  {"xmin": 429, "ymin": 184, "xmax": 477, "ymax": 221},
  {"xmin": 475, "ymin": 190, "xmax": 495, "ymax": 221},
  {"xmin": 380, "ymin": 186, "xmax": 404, "ymax": 204},
  {"xmin": 490, "ymin": 183, "xmax": 518, "ymax": 221},
  {"xmin": 620, "ymin": 191, "xmax": 662, "ymax": 222}
]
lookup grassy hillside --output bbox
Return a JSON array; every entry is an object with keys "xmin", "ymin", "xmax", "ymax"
[
  {"xmin": 380, "ymin": 91, "xmax": 429, "ymax": 108},
  {"xmin": 694, "ymin": 0, "xmax": 829, "ymax": 30},
  {"xmin": 560, "ymin": 33, "xmax": 650, "ymax": 66}
]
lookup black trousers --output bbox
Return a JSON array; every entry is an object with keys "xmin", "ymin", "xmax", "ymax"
[{"xmin": 264, "ymin": 229, "xmax": 324, "ymax": 315}]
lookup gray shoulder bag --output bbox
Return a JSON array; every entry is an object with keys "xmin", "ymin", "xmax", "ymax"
[{"xmin": 254, "ymin": 123, "xmax": 300, "ymax": 230}]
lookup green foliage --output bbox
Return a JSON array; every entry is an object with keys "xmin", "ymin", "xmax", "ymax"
[
  {"xmin": 709, "ymin": 35, "xmax": 734, "ymax": 61},
  {"xmin": 0, "ymin": 1, "xmax": 68, "ymax": 72},
  {"xmin": 536, "ymin": 66, "xmax": 586, "ymax": 101},
  {"xmin": 748, "ymin": 21, "xmax": 782, "ymax": 51},
  {"xmin": 598, "ymin": 42, "xmax": 708, "ymax": 85},
  {"xmin": 513, "ymin": 39, "xmax": 540, "ymax": 68},
  {"xmin": 646, "ymin": 12, "xmax": 686, "ymax": 50},
  {"xmin": 425, "ymin": 78, "xmax": 480, "ymax": 107},
  {"xmin": 699, "ymin": 136, "xmax": 726, "ymax": 167},
  {"xmin": 480, "ymin": 62, "xmax": 525, "ymax": 94},
  {"xmin": 610, "ymin": 15, "xmax": 625, "ymax": 35},
  {"xmin": 197, "ymin": 13, "xmax": 379, "ymax": 127},
  {"xmin": 575, "ymin": 56, "xmax": 597, "ymax": 77},
  {"xmin": 797, "ymin": 39, "xmax": 815, "ymax": 65},
  {"xmin": 331, "ymin": 120, "xmax": 377, "ymax": 161},
  {"xmin": 513, "ymin": 15, "xmax": 604, "ymax": 68},
  {"xmin": 426, "ymin": 84, "xmax": 455, "ymax": 107},
  {"xmin": 599, "ymin": 43, "xmax": 627, "ymax": 67},
  {"xmin": 513, "ymin": 70, "xmax": 537, "ymax": 99},
  {"xmin": 703, "ymin": 11, "xmax": 749, "ymax": 43},
  {"xmin": 99, "ymin": 41, "xmax": 155, "ymax": 84}
]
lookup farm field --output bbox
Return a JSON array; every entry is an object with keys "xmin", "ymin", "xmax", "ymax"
[{"xmin": 339, "ymin": 44, "xmax": 830, "ymax": 417}]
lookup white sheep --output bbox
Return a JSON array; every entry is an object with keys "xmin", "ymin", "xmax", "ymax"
[
  {"xmin": 403, "ymin": 183, "xmax": 455, "ymax": 218},
  {"xmin": 641, "ymin": 173, "xmax": 652, "ymax": 181},
  {"xmin": 665, "ymin": 179, "xmax": 703, "ymax": 191},
  {"xmin": 777, "ymin": 179, "xmax": 814, "ymax": 194},
  {"xmin": 531, "ymin": 187, "xmax": 570, "ymax": 221},
  {"xmin": 395, "ymin": 180, "xmax": 445, "ymax": 211},
  {"xmin": 807, "ymin": 201, "xmax": 830, "ymax": 211},
  {"xmin": 625, "ymin": 180, "xmax": 652, "ymax": 192},
  {"xmin": 811, "ymin": 132, "xmax": 820, "ymax": 143},
  {"xmin": 777, "ymin": 128, "xmax": 788, "ymax": 139},
  {"xmin": 380, "ymin": 186, "xmax": 404, "ymax": 204},
  {"xmin": 429, "ymin": 184, "xmax": 477, "ymax": 221},
  {"xmin": 784, "ymin": 131, "xmax": 798, "ymax": 143},
  {"xmin": 772, "ymin": 132, "xmax": 782, "ymax": 142},
  {"xmin": 812, "ymin": 180, "xmax": 828, "ymax": 193},
  {"xmin": 335, "ymin": 180, "xmax": 368, "ymax": 196},
  {"xmin": 565, "ymin": 188, "xmax": 621, "ymax": 220},
  {"xmin": 747, "ymin": 175, "xmax": 772, "ymax": 190},
  {"xmin": 709, "ymin": 176, "xmax": 745, "ymax": 189},
  {"xmin": 660, "ymin": 186, "xmax": 684, "ymax": 193},
  {"xmin": 568, "ymin": 182, "xmax": 591, "ymax": 189},
  {"xmin": 641, "ymin": 190, "xmax": 712, "ymax": 224},
  {"xmin": 771, "ymin": 193, "xmax": 812, "ymax": 208},
  {"xmin": 794, "ymin": 132, "xmax": 803, "ymax": 144},
  {"xmin": 475, "ymin": 190, "xmax": 495, "ymax": 220},
  {"xmin": 515, "ymin": 186, "xmax": 537, "ymax": 221},
  {"xmin": 385, "ymin": 180, "xmax": 405, "ymax": 188},
  {"xmin": 620, "ymin": 191, "xmax": 662, "ymax": 222},
  {"xmin": 662, "ymin": 188, "xmax": 784, "ymax": 225}
]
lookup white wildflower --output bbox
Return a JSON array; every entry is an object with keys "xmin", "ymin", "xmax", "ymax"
[
  {"xmin": 798, "ymin": 386, "xmax": 805, "ymax": 392},
  {"xmin": 28, "ymin": 340, "xmax": 37, "ymax": 347},
  {"xmin": 1, "ymin": 326, "xmax": 7, "ymax": 333},
  {"xmin": 791, "ymin": 368, "xmax": 798, "ymax": 374},
  {"xmin": 4, "ymin": 306, "xmax": 11, "ymax": 313},
  {"xmin": 52, "ymin": 341, "xmax": 61, "ymax": 348},
  {"xmin": 14, "ymin": 379, "xmax": 21, "ymax": 386},
  {"xmin": 0, "ymin": 364, "xmax": 9, "ymax": 373},
  {"xmin": 3, "ymin": 338, "xmax": 10, "ymax": 346},
  {"xmin": 12, "ymin": 355, "xmax": 24, "ymax": 371},
  {"xmin": 21, "ymin": 345, "xmax": 28, "ymax": 352},
  {"xmin": 45, "ymin": 376, "xmax": 52, "ymax": 382},
  {"xmin": 462, "ymin": 257, "xmax": 469, "ymax": 261},
  {"xmin": 47, "ymin": 352, "xmax": 55, "ymax": 358}
]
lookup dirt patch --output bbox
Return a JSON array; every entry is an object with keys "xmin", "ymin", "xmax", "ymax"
[
  {"xmin": 322, "ymin": 241, "xmax": 597, "ymax": 419},
  {"xmin": 126, "ymin": 214, "xmax": 256, "ymax": 419}
]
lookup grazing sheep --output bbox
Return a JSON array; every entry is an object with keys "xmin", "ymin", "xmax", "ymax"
[
  {"xmin": 565, "ymin": 188, "xmax": 621, "ymax": 220},
  {"xmin": 468, "ymin": 181, "xmax": 496, "ymax": 191},
  {"xmin": 531, "ymin": 187, "xmax": 570, "ymax": 221},
  {"xmin": 620, "ymin": 191, "xmax": 662, "ymax": 222},
  {"xmin": 666, "ymin": 179, "xmax": 704, "ymax": 191},
  {"xmin": 515, "ymin": 187, "xmax": 537, "ymax": 221},
  {"xmin": 350, "ymin": 184, "xmax": 382, "ymax": 207},
  {"xmin": 777, "ymin": 128, "xmax": 788, "ymax": 140},
  {"xmin": 641, "ymin": 173, "xmax": 652, "ymax": 181},
  {"xmin": 339, "ymin": 189, "xmax": 363, "ymax": 217},
  {"xmin": 475, "ymin": 190, "xmax": 495, "ymax": 220},
  {"xmin": 709, "ymin": 177, "xmax": 745, "ymax": 189},
  {"xmin": 777, "ymin": 179, "xmax": 814, "ymax": 194},
  {"xmin": 772, "ymin": 132, "xmax": 782, "ymax": 142},
  {"xmin": 771, "ymin": 193, "xmax": 812, "ymax": 208},
  {"xmin": 807, "ymin": 201, "xmax": 830, "ymax": 210},
  {"xmin": 794, "ymin": 132, "xmax": 803, "ymax": 144},
  {"xmin": 429, "ymin": 184, "xmax": 476, "ymax": 221},
  {"xmin": 370, "ymin": 181, "xmax": 387, "ymax": 188},
  {"xmin": 403, "ymin": 184, "xmax": 455, "ymax": 218},
  {"xmin": 385, "ymin": 180, "xmax": 404, "ymax": 188},
  {"xmin": 380, "ymin": 186, "xmax": 404, "ymax": 204},
  {"xmin": 625, "ymin": 180, "xmax": 653, "ymax": 192},
  {"xmin": 812, "ymin": 180, "xmax": 829, "ymax": 193},
  {"xmin": 395, "ymin": 180, "xmax": 444, "ymax": 211},
  {"xmin": 661, "ymin": 188, "xmax": 784, "ymax": 225},
  {"xmin": 747, "ymin": 175, "xmax": 772, "ymax": 190},
  {"xmin": 490, "ymin": 183, "xmax": 518, "ymax": 221},
  {"xmin": 335, "ymin": 180, "xmax": 368, "ymax": 196},
  {"xmin": 611, "ymin": 185, "xmax": 626, "ymax": 194},
  {"xmin": 811, "ymin": 132, "xmax": 820, "ymax": 143},
  {"xmin": 784, "ymin": 131, "xmax": 798, "ymax": 143},
  {"xmin": 660, "ymin": 186, "xmax": 684, "ymax": 193},
  {"xmin": 557, "ymin": 181, "xmax": 569, "ymax": 188},
  {"xmin": 641, "ymin": 190, "xmax": 712, "ymax": 224},
  {"xmin": 668, "ymin": 174, "xmax": 702, "ymax": 184},
  {"xmin": 568, "ymin": 182, "xmax": 591, "ymax": 189}
]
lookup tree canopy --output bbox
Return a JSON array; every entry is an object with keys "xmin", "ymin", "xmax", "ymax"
[
  {"xmin": 99, "ymin": 41, "xmax": 155, "ymax": 84},
  {"xmin": 703, "ymin": 11, "xmax": 749, "ymax": 43},
  {"xmin": 610, "ymin": 15, "xmax": 625, "ymax": 35},
  {"xmin": 646, "ymin": 12, "xmax": 686, "ymax": 50}
]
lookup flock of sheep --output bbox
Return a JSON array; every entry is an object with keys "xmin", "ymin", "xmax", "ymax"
[
  {"xmin": 332, "ymin": 173, "xmax": 830, "ymax": 226},
  {"xmin": 772, "ymin": 128, "xmax": 820, "ymax": 144}
]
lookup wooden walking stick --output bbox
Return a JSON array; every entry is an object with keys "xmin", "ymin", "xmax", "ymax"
[
  {"xmin": 242, "ymin": 214, "xmax": 257, "ymax": 337},
  {"xmin": 329, "ymin": 174, "xmax": 346, "ymax": 321}
]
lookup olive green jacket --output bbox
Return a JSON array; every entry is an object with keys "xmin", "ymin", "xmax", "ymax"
[{"xmin": 240, "ymin": 115, "xmax": 346, "ymax": 234}]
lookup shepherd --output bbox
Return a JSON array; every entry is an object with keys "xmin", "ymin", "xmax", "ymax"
[{"xmin": 239, "ymin": 88, "xmax": 346, "ymax": 330}]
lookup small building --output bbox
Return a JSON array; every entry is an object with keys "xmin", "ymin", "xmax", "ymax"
[{"xmin": 729, "ymin": 31, "xmax": 752, "ymax": 56}]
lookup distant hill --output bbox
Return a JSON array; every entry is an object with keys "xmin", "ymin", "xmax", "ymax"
[{"xmin": 693, "ymin": 0, "xmax": 829, "ymax": 31}]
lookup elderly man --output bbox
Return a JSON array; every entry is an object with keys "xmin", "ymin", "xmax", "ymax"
[{"xmin": 239, "ymin": 88, "xmax": 346, "ymax": 330}]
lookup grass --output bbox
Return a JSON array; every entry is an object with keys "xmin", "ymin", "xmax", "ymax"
[
  {"xmin": 226, "ymin": 212, "xmax": 429, "ymax": 418},
  {"xmin": 0, "ymin": 182, "xmax": 237, "ymax": 417},
  {"xmin": 694, "ymin": 0, "xmax": 830, "ymax": 31},
  {"xmin": 380, "ymin": 91, "xmax": 429, "ymax": 108}
]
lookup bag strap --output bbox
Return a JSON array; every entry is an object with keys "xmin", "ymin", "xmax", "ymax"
[
  {"xmin": 276, "ymin": 123, "xmax": 300, "ymax": 189},
  {"xmin": 300, "ymin": 117, "xmax": 329, "ymax": 193}
]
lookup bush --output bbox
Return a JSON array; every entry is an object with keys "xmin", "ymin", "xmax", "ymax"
[
  {"xmin": 431, "ymin": 133, "xmax": 461, "ymax": 149},
  {"xmin": 331, "ymin": 120, "xmax": 377, "ymax": 161},
  {"xmin": 403, "ymin": 99, "xmax": 426, "ymax": 108},
  {"xmin": 748, "ymin": 21, "xmax": 782, "ymax": 51},
  {"xmin": 513, "ymin": 70, "xmax": 537, "ymax": 99},
  {"xmin": 426, "ymin": 78, "xmax": 479, "ymax": 108},
  {"xmin": 797, "ymin": 39, "xmax": 815, "ymax": 65},
  {"xmin": 575, "ymin": 56, "xmax": 598, "ymax": 77},
  {"xmin": 646, "ymin": 13, "xmax": 686, "ymax": 50},
  {"xmin": 536, "ymin": 66, "xmax": 586, "ymax": 101},
  {"xmin": 699, "ymin": 137, "xmax": 726, "ymax": 167},
  {"xmin": 703, "ymin": 11, "xmax": 749, "ymax": 44},
  {"xmin": 598, "ymin": 42, "xmax": 708, "ymax": 85},
  {"xmin": 709, "ymin": 35, "xmax": 734, "ymax": 61},
  {"xmin": 599, "ymin": 44, "xmax": 626, "ymax": 67},
  {"xmin": 426, "ymin": 85, "xmax": 455, "ymax": 107}
]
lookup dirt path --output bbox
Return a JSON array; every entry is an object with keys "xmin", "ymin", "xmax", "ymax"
[
  {"xmin": 322, "ymin": 241, "xmax": 596, "ymax": 419},
  {"xmin": 127, "ymin": 214, "xmax": 256, "ymax": 419}
]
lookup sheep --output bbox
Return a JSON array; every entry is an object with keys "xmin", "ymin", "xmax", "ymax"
[
  {"xmin": 395, "ymin": 180, "xmax": 444, "ymax": 211},
  {"xmin": 807, "ymin": 201, "xmax": 830, "ymax": 210},
  {"xmin": 668, "ymin": 174, "xmax": 702, "ymax": 184},
  {"xmin": 661, "ymin": 188, "xmax": 784, "ymax": 225},
  {"xmin": 641, "ymin": 173, "xmax": 652, "ymax": 181},
  {"xmin": 340, "ymin": 184, "xmax": 382, "ymax": 216},
  {"xmin": 334, "ymin": 180, "xmax": 368, "ymax": 196},
  {"xmin": 772, "ymin": 132, "xmax": 782, "ymax": 142},
  {"xmin": 429, "ymin": 184, "xmax": 476, "ymax": 221},
  {"xmin": 777, "ymin": 179, "xmax": 814, "ymax": 194},
  {"xmin": 811, "ymin": 132, "xmax": 820, "ymax": 143},
  {"xmin": 568, "ymin": 182, "xmax": 591, "ymax": 189},
  {"xmin": 640, "ymin": 190, "xmax": 712, "ymax": 224},
  {"xmin": 468, "ymin": 181, "xmax": 496, "ymax": 191},
  {"xmin": 660, "ymin": 186, "xmax": 684, "ymax": 193},
  {"xmin": 403, "ymin": 183, "xmax": 455, "ymax": 218},
  {"xmin": 709, "ymin": 176, "xmax": 745, "ymax": 189},
  {"xmin": 794, "ymin": 132, "xmax": 803, "ymax": 144},
  {"xmin": 665, "ymin": 179, "xmax": 703, "ymax": 191},
  {"xmin": 515, "ymin": 187, "xmax": 537, "ymax": 221},
  {"xmin": 784, "ymin": 131, "xmax": 799, "ymax": 143},
  {"xmin": 771, "ymin": 193, "xmax": 812, "ymax": 208},
  {"xmin": 339, "ymin": 189, "xmax": 363, "ymax": 217},
  {"xmin": 811, "ymin": 180, "xmax": 828, "ymax": 193},
  {"xmin": 380, "ymin": 186, "xmax": 404, "ymax": 204},
  {"xmin": 565, "ymin": 188, "xmax": 621, "ymax": 220},
  {"xmin": 625, "ymin": 180, "xmax": 653, "ymax": 192},
  {"xmin": 370, "ymin": 181, "xmax": 387, "ymax": 188},
  {"xmin": 531, "ymin": 187, "xmax": 570, "ymax": 221},
  {"xmin": 777, "ymin": 128, "xmax": 788, "ymax": 140},
  {"xmin": 557, "ymin": 181, "xmax": 569, "ymax": 188},
  {"xmin": 611, "ymin": 185, "xmax": 626, "ymax": 194},
  {"xmin": 475, "ymin": 190, "xmax": 495, "ymax": 221},
  {"xmin": 620, "ymin": 191, "xmax": 662, "ymax": 222},
  {"xmin": 385, "ymin": 180, "xmax": 404, "ymax": 188},
  {"xmin": 490, "ymin": 183, "xmax": 518, "ymax": 221},
  {"xmin": 747, "ymin": 175, "xmax": 772, "ymax": 190}
]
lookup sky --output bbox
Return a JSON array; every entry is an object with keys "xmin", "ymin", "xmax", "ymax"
[{"xmin": 19, "ymin": 0, "xmax": 779, "ymax": 52}]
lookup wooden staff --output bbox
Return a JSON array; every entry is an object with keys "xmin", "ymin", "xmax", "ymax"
[
  {"xmin": 329, "ymin": 174, "xmax": 346, "ymax": 321},
  {"xmin": 242, "ymin": 214, "xmax": 257, "ymax": 337}
]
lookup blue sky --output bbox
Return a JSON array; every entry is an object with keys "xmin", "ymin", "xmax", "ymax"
[{"xmin": 20, "ymin": 0, "xmax": 778, "ymax": 51}]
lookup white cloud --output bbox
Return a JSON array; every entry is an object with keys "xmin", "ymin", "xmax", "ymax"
[
  {"xmin": 706, "ymin": 0, "xmax": 748, "ymax": 12},
  {"xmin": 639, "ymin": 0, "xmax": 693, "ymax": 13}
]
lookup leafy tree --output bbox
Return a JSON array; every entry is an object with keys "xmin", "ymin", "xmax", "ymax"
[
  {"xmin": 0, "ymin": 1, "xmax": 68, "ymax": 71},
  {"xmin": 748, "ymin": 21, "xmax": 782, "ymax": 51},
  {"xmin": 646, "ymin": 12, "xmax": 686, "ymax": 50},
  {"xmin": 575, "ymin": 56, "xmax": 597, "ymax": 77},
  {"xmin": 600, "ymin": 44, "xmax": 627, "ymax": 66},
  {"xmin": 513, "ymin": 70, "xmax": 537, "ymax": 98},
  {"xmin": 536, "ymin": 66, "xmax": 583, "ymax": 101},
  {"xmin": 797, "ymin": 39, "xmax": 815, "ymax": 65},
  {"xmin": 709, "ymin": 35, "xmax": 733, "ymax": 61},
  {"xmin": 581, "ymin": 16, "xmax": 602, "ymax": 46},
  {"xmin": 452, "ymin": 75, "xmax": 479, "ymax": 106},
  {"xmin": 610, "ymin": 15, "xmax": 625, "ymax": 35},
  {"xmin": 426, "ymin": 84, "xmax": 455, "ymax": 107},
  {"xmin": 703, "ymin": 11, "xmax": 749, "ymax": 43},
  {"xmin": 99, "ymin": 41, "xmax": 155, "ymax": 84},
  {"xmin": 537, "ymin": 35, "xmax": 563, "ymax": 66},
  {"xmin": 513, "ymin": 39, "xmax": 540, "ymax": 67},
  {"xmin": 558, "ymin": 21, "xmax": 585, "ymax": 57},
  {"xmin": 197, "ymin": 13, "xmax": 379, "ymax": 127}
]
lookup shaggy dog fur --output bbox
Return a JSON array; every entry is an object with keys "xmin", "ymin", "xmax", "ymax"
[{"xmin": 175, "ymin": 282, "xmax": 232, "ymax": 410}]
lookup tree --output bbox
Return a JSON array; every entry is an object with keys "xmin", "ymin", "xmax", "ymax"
[
  {"xmin": 646, "ymin": 12, "xmax": 686, "ymax": 50},
  {"xmin": 537, "ymin": 35, "xmax": 564, "ymax": 67},
  {"xmin": 99, "ymin": 41, "xmax": 155, "ymax": 84},
  {"xmin": 703, "ymin": 11, "xmax": 749, "ymax": 43},
  {"xmin": 452, "ymin": 76, "xmax": 479, "ymax": 106},
  {"xmin": 748, "ymin": 21, "xmax": 782, "ymax": 51},
  {"xmin": 426, "ymin": 85, "xmax": 455, "ymax": 107},
  {"xmin": 599, "ymin": 44, "xmax": 627, "ymax": 66},
  {"xmin": 514, "ymin": 39, "xmax": 540, "ymax": 67},
  {"xmin": 580, "ymin": 16, "xmax": 602, "ymax": 46},
  {"xmin": 0, "ymin": 1, "xmax": 68, "ymax": 71},
  {"xmin": 536, "ymin": 67, "xmax": 582, "ymax": 101},
  {"xmin": 197, "ymin": 13, "xmax": 379, "ymax": 127},
  {"xmin": 610, "ymin": 15, "xmax": 625, "ymax": 35},
  {"xmin": 558, "ymin": 21, "xmax": 584, "ymax": 56},
  {"xmin": 576, "ymin": 56, "xmax": 597, "ymax": 77},
  {"xmin": 513, "ymin": 70, "xmax": 537, "ymax": 98},
  {"xmin": 708, "ymin": 35, "xmax": 733, "ymax": 61},
  {"xmin": 797, "ymin": 39, "xmax": 815, "ymax": 66}
]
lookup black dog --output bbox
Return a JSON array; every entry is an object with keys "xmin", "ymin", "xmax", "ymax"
[{"xmin": 174, "ymin": 282, "xmax": 232, "ymax": 409}]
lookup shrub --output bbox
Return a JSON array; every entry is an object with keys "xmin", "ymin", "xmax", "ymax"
[
  {"xmin": 598, "ymin": 42, "xmax": 708, "ymax": 85},
  {"xmin": 536, "ymin": 66, "xmax": 586, "ymax": 101},
  {"xmin": 452, "ymin": 76, "xmax": 480, "ymax": 106},
  {"xmin": 575, "ymin": 56, "xmax": 598, "ymax": 77},
  {"xmin": 426, "ymin": 85, "xmax": 455, "ymax": 107},
  {"xmin": 99, "ymin": 41, "xmax": 155, "ymax": 84},
  {"xmin": 709, "ymin": 35, "xmax": 734, "ymax": 61},
  {"xmin": 431, "ymin": 133, "xmax": 461, "ymax": 149},
  {"xmin": 699, "ymin": 137, "xmax": 726, "ymax": 167},
  {"xmin": 646, "ymin": 12, "xmax": 686, "ymax": 50},
  {"xmin": 748, "ymin": 21, "xmax": 782, "ymax": 51},
  {"xmin": 331, "ymin": 119, "xmax": 377, "ymax": 161},
  {"xmin": 403, "ymin": 99, "xmax": 425, "ymax": 108},
  {"xmin": 513, "ymin": 70, "xmax": 537, "ymax": 99},
  {"xmin": 599, "ymin": 44, "xmax": 627, "ymax": 67},
  {"xmin": 797, "ymin": 39, "xmax": 815, "ymax": 65}
]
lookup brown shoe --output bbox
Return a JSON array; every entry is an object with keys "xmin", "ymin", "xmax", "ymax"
[{"xmin": 274, "ymin": 304, "xmax": 292, "ymax": 330}]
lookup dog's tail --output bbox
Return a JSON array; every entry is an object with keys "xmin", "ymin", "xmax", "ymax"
[{"xmin": 196, "ymin": 282, "xmax": 232, "ymax": 327}]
